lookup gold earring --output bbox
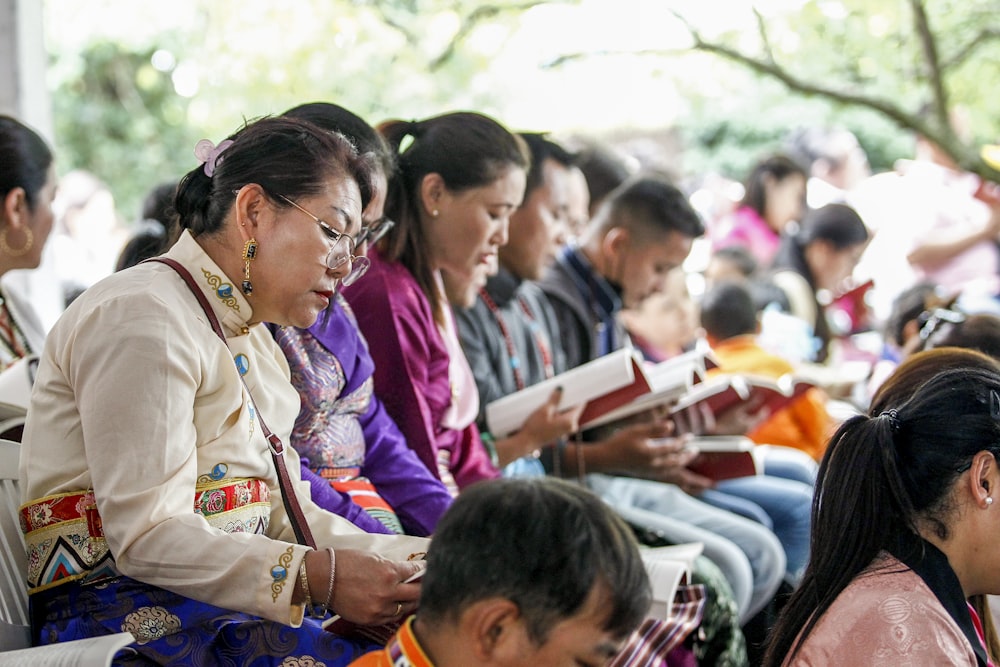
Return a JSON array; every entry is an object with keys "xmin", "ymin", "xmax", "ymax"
[
  {"xmin": 242, "ymin": 238, "xmax": 257, "ymax": 295},
  {"xmin": 0, "ymin": 227, "xmax": 33, "ymax": 257}
]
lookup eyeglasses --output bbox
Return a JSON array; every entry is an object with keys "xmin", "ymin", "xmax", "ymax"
[
  {"xmin": 277, "ymin": 194, "xmax": 370, "ymax": 286},
  {"xmin": 356, "ymin": 216, "xmax": 395, "ymax": 248}
]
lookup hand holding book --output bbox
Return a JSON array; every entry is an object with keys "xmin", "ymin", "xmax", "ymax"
[{"xmin": 642, "ymin": 435, "xmax": 715, "ymax": 494}]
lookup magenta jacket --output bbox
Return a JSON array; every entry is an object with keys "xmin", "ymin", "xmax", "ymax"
[{"xmin": 342, "ymin": 248, "xmax": 499, "ymax": 491}]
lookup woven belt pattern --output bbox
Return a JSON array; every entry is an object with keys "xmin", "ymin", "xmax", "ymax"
[{"xmin": 21, "ymin": 477, "xmax": 270, "ymax": 593}]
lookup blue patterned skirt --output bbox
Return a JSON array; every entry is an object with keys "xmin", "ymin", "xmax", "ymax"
[{"xmin": 32, "ymin": 576, "xmax": 380, "ymax": 666}]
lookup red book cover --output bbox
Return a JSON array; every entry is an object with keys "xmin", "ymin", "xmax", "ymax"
[
  {"xmin": 577, "ymin": 356, "xmax": 653, "ymax": 426},
  {"xmin": 682, "ymin": 436, "xmax": 759, "ymax": 481},
  {"xmin": 670, "ymin": 374, "xmax": 815, "ymax": 420}
]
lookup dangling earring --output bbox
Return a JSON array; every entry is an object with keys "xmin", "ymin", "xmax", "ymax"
[
  {"xmin": 0, "ymin": 227, "xmax": 33, "ymax": 257},
  {"xmin": 242, "ymin": 238, "xmax": 257, "ymax": 295}
]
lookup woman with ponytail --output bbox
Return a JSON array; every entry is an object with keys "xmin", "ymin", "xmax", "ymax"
[
  {"xmin": 341, "ymin": 112, "xmax": 530, "ymax": 494},
  {"xmin": 765, "ymin": 350, "xmax": 1000, "ymax": 665}
]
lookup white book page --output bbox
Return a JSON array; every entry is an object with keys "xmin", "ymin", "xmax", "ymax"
[
  {"xmin": 683, "ymin": 435, "xmax": 755, "ymax": 453},
  {"xmin": 0, "ymin": 631, "xmax": 135, "ymax": 666},
  {"xmin": 580, "ymin": 351, "xmax": 713, "ymax": 430},
  {"xmin": 484, "ymin": 348, "xmax": 637, "ymax": 438},
  {"xmin": 640, "ymin": 542, "xmax": 703, "ymax": 620}
]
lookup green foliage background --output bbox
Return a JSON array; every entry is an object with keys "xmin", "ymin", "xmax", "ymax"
[{"xmin": 44, "ymin": 0, "xmax": 1000, "ymax": 218}]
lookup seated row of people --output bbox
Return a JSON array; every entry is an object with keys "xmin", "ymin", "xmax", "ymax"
[{"xmin": 11, "ymin": 102, "xmax": 999, "ymax": 664}]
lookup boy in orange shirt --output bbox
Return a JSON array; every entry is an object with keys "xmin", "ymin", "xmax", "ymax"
[
  {"xmin": 700, "ymin": 281, "xmax": 832, "ymax": 461},
  {"xmin": 349, "ymin": 477, "xmax": 657, "ymax": 667}
]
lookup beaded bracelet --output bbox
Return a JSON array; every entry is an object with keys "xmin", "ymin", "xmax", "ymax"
[{"xmin": 307, "ymin": 548, "xmax": 336, "ymax": 618}]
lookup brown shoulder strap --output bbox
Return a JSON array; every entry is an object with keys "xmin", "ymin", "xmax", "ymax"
[{"xmin": 146, "ymin": 257, "xmax": 317, "ymax": 548}]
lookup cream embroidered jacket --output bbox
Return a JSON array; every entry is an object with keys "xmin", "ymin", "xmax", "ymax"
[{"xmin": 20, "ymin": 230, "xmax": 429, "ymax": 626}]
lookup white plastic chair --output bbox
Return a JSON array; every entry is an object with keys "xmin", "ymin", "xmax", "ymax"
[{"xmin": 0, "ymin": 438, "xmax": 134, "ymax": 663}]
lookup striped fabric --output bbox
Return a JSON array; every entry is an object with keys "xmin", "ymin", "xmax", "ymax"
[
  {"xmin": 328, "ymin": 476, "xmax": 405, "ymax": 534},
  {"xmin": 610, "ymin": 584, "xmax": 707, "ymax": 667}
]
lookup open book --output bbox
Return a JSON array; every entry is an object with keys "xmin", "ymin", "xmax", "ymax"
[
  {"xmin": 640, "ymin": 542, "xmax": 703, "ymax": 620},
  {"xmin": 669, "ymin": 372, "xmax": 816, "ymax": 421},
  {"xmin": 680, "ymin": 435, "xmax": 761, "ymax": 481},
  {"xmin": 484, "ymin": 348, "xmax": 652, "ymax": 439},
  {"xmin": 580, "ymin": 346, "xmax": 719, "ymax": 431},
  {"xmin": 0, "ymin": 631, "xmax": 135, "ymax": 666}
]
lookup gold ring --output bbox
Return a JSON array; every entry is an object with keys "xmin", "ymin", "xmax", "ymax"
[{"xmin": 394, "ymin": 602, "xmax": 402, "ymax": 617}]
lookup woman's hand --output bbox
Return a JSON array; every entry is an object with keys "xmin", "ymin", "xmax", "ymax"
[
  {"xmin": 318, "ymin": 549, "xmax": 424, "ymax": 625},
  {"xmin": 710, "ymin": 398, "xmax": 770, "ymax": 436},
  {"xmin": 588, "ymin": 421, "xmax": 695, "ymax": 479},
  {"xmin": 496, "ymin": 387, "xmax": 583, "ymax": 465}
]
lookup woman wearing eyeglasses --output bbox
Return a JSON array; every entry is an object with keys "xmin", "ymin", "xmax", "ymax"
[
  {"xmin": 272, "ymin": 102, "xmax": 453, "ymax": 537},
  {"xmin": 341, "ymin": 112, "xmax": 529, "ymax": 495},
  {"xmin": 19, "ymin": 116, "xmax": 429, "ymax": 665}
]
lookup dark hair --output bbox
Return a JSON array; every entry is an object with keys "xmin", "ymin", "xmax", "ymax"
[
  {"xmin": 765, "ymin": 360, "xmax": 1000, "ymax": 664},
  {"xmin": 0, "ymin": 116, "xmax": 53, "ymax": 210},
  {"xmin": 115, "ymin": 220, "xmax": 167, "ymax": 272},
  {"xmin": 884, "ymin": 282, "xmax": 939, "ymax": 348},
  {"xmin": 741, "ymin": 154, "xmax": 807, "ymax": 219},
  {"xmin": 419, "ymin": 477, "xmax": 651, "ymax": 643},
  {"xmin": 378, "ymin": 112, "xmax": 528, "ymax": 324},
  {"xmin": 596, "ymin": 174, "xmax": 705, "ymax": 241},
  {"xmin": 924, "ymin": 313, "xmax": 1000, "ymax": 359},
  {"xmin": 701, "ymin": 281, "xmax": 757, "ymax": 340},
  {"xmin": 141, "ymin": 181, "xmax": 178, "ymax": 228},
  {"xmin": 770, "ymin": 203, "xmax": 869, "ymax": 361},
  {"xmin": 575, "ymin": 143, "xmax": 631, "ymax": 217},
  {"xmin": 519, "ymin": 133, "xmax": 576, "ymax": 203},
  {"xmin": 282, "ymin": 102, "xmax": 395, "ymax": 179},
  {"xmin": 711, "ymin": 245, "xmax": 758, "ymax": 279},
  {"xmin": 771, "ymin": 203, "xmax": 869, "ymax": 280},
  {"xmin": 174, "ymin": 116, "xmax": 375, "ymax": 237}
]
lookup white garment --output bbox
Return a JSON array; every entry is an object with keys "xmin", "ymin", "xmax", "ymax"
[
  {"xmin": 21, "ymin": 230, "xmax": 428, "ymax": 626},
  {"xmin": 0, "ymin": 282, "xmax": 46, "ymax": 368}
]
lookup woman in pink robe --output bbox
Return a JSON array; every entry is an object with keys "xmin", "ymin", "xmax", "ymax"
[{"xmin": 765, "ymin": 348, "xmax": 1000, "ymax": 666}]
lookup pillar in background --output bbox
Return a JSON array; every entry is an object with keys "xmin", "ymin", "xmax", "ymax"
[{"xmin": 0, "ymin": 0, "xmax": 52, "ymax": 140}]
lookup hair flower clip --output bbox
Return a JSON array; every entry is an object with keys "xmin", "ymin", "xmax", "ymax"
[{"xmin": 194, "ymin": 138, "xmax": 235, "ymax": 177}]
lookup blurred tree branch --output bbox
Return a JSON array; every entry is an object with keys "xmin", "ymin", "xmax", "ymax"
[
  {"xmin": 429, "ymin": 1, "xmax": 549, "ymax": 70},
  {"xmin": 671, "ymin": 2, "xmax": 998, "ymax": 180},
  {"xmin": 546, "ymin": 1, "xmax": 999, "ymax": 181}
]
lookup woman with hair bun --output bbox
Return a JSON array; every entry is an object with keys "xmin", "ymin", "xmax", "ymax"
[{"xmin": 20, "ymin": 115, "xmax": 429, "ymax": 665}]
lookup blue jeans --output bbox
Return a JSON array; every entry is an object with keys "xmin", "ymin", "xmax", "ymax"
[
  {"xmin": 585, "ymin": 473, "xmax": 785, "ymax": 624},
  {"xmin": 758, "ymin": 444, "xmax": 819, "ymax": 486},
  {"xmin": 704, "ymin": 474, "xmax": 813, "ymax": 584}
]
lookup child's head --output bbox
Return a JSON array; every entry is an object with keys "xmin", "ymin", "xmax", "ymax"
[{"xmin": 700, "ymin": 281, "xmax": 758, "ymax": 343}]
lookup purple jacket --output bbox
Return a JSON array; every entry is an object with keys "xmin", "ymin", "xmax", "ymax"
[{"xmin": 274, "ymin": 295, "xmax": 452, "ymax": 536}]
